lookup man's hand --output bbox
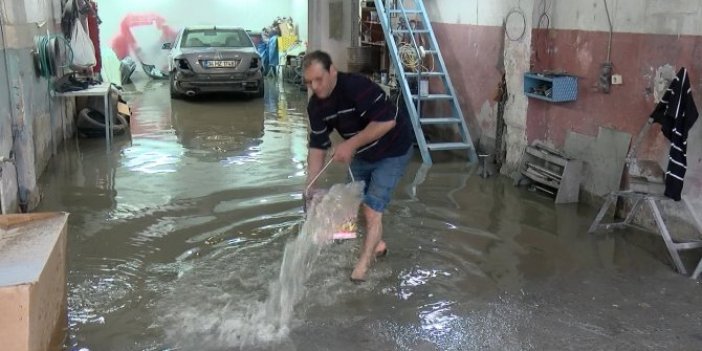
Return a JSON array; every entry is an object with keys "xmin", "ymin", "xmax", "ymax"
[
  {"xmin": 332, "ymin": 140, "xmax": 357, "ymax": 164},
  {"xmin": 332, "ymin": 121, "xmax": 396, "ymax": 164}
]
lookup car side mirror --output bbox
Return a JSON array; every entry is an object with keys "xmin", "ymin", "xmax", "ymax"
[{"xmin": 161, "ymin": 42, "xmax": 172, "ymax": 50}]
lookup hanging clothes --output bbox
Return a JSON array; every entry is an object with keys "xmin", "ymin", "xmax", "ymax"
[
  {"xmin": 649, "ymin": 67, "xmax": 699, "ymax": 201},
  {"xmin": 86, "ymin": 1, "xmax": 101, "ymax": 73}
]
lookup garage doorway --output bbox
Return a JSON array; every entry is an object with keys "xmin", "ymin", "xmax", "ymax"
[{"xmin": 95, "ymin": 0, "xmax": 309, "ymax": 83}]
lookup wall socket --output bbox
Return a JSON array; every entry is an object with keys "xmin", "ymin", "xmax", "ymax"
[{"xmin": 611, "ymin": 74, "xmax": 623, "ymax": 85}]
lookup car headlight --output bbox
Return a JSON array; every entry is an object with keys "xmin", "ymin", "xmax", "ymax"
[
  {"xmin": 176, "ymin": 58, "xmax": 191, "ymax": 70},
  {"xmin": 249, "ymin": 57, "xmax": 259, "ymax": 69}
]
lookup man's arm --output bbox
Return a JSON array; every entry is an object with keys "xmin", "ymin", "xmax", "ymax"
[{"xmin": 333, "ymin": 120, "xmax": 396, "ymax": 163}]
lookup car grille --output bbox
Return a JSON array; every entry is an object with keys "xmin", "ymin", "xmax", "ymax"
[{"xmin": 195, "ymin": 73, "xmax": 246, "ymax": 80}]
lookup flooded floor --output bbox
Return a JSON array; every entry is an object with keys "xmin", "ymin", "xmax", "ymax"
[{"xmin": 38, "ymin": 78, "xmax": 702, "ymax": 350}]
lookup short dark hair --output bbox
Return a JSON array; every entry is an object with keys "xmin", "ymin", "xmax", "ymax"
[{"xmin": 303, "ymin": 50, "xmax": 333, "ymax": 71}]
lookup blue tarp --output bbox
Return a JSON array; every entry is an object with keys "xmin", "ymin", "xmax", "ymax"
[
  {"xmin": 267, "ymin": 35, "xmax": 279, "ymax": 75},
  {"xmin": 256, "ymin": 42, "xmax": 268, "ymax": 72}
]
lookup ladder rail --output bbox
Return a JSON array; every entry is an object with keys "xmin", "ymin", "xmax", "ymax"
[
  {"xmin": 374, "ymin": 0, "xmax": 432, "ymax": 163},
  {"xmin": 415, "ymin": 0, "xmax": 477, "ymax": 163},
  {"xmin": 394, "ymin": 0, "xmax": 426, "ymax": 121},
  {"xmin": 374, "ymin": 0, "xmax": 477, "ymax": 164}
]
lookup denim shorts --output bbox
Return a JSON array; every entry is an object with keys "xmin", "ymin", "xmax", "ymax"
[{"xmin": 349, "ymin": 148, "xmax": 413, "ymax": 213}]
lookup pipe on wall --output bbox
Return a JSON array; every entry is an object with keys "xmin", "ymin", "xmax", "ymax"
[
  {"xmin": 0, "ymin": 3, "xmax": 20, "ymax": 214},
  {"xmin": 603, "ymin": 0, "xmax": 613, "ymax": 62}
]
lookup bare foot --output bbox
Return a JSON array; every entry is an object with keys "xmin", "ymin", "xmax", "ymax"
[
  {"xmin": 350, "ymin": 257, "xmax": 370, "ymax": 282},
  {"xmin": 374, "ymin": 240, "xmax": 387, "ymax": 257},
  {"xmin": 351, "ymin": 241, "xmax": 388, "ymax": 282}
]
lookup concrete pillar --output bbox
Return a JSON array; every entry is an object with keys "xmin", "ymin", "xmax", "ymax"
[
  {"xmin": 501, "ymin": 0, "xmax": 533, "ymax": 176},
  {"xmin": 0, "ymin": 212, "xmax": 69, "ymax": 351}
]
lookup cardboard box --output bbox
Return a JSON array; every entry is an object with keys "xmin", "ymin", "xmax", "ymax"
[
  {"xmin": 117, "ymin": 101, "xmax": 130, "ymax": 116},
  {"xmin": 278, "ymin": 23, "xmax": 294, "ymax": 37}
]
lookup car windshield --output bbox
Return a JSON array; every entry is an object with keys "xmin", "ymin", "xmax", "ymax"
[{"xmin": 181, "ymin": 29, "xmax": 252, "ymax": 48}]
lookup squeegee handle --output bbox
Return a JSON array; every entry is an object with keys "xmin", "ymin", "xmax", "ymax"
[{"xmin": 304, "ymin": 156, "xmax": 355, "ymax": 198}]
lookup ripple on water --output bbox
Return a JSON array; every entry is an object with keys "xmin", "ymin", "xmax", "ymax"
[
  {"xmin": 68, "ymin": 257, "xmax": 144, "ymax": 326},
  {"xmin": 371, "ymin": 294, "xmax": 533, "ymax": 351}
]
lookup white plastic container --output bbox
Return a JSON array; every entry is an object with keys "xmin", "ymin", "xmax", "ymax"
[{"xmin": 419, "ymin": 79, "xmax": 429, "ymax": 97}]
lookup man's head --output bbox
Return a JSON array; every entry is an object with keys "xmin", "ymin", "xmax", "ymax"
[{"xmin": 303, "ymin": 50, "xmax": 337, "ymax": 99}]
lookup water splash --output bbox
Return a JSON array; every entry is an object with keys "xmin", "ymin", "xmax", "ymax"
[
  {"xmin": 160, "ymin": 181, "xmax": 364, "ymax": 349},
  {"xmin": 245, "ymin": 181, "xmax": 364, "ymax": 345}
]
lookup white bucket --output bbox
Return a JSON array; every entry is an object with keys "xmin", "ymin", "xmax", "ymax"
[{"xmin": 419, "ymin": 79, "xmax": 429, "ymax": 97}]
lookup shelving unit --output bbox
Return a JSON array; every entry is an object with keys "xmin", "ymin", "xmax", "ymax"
[
  {"xmin": 520, "ymin": 142, "xmax": 582, "ymax": 203},
  {"xmin": 524, "ymin": 72, "xmax": 578, "ymax": 103},
  {"xmin": 360, "ymin": 5, "xmax": 384, "ymax": 44},
  {"xmin": 352, "ymin": 4, "xmax": 387, "ymax": 73}
]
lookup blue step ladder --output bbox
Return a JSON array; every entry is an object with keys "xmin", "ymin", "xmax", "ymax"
[{"xmin": 374, "ymin": 0, "xmax": 477, "ymax": 164}]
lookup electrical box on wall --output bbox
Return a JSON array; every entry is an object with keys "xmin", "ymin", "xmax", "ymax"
[
  {"xmin": 611, "ymin": 74, "xmax": 623, "ymax": 85},
  {"xmin": 524, "ymin": 73, "xmax": 578, "ymax": 103}
]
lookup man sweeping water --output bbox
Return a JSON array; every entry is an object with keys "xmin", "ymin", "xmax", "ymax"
[{"xmin": 302, "ymin": 50, "xmax": 414, "ymax": 282}]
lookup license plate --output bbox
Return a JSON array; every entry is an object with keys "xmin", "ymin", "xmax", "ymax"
[{"xmin": 204, "ymin": 60, "xmax": 237, "ymax": 68}]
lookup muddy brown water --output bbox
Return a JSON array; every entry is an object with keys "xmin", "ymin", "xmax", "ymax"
[{"xmin": 37, "ymin": 79, "xmax": 702, "ymax": 350}]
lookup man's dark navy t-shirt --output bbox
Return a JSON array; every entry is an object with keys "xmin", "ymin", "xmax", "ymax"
[{"xmin": 307, "ymin": 72, "xmax": 413, "ymax": 162}]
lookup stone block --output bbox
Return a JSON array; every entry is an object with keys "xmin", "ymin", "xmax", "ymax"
[{"xmin": 0, "ymin": 213, "xmax": 69, "ymax": 351}]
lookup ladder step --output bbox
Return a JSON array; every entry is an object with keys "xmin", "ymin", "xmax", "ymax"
[
  {"xmin": 412, "ymin": 94, "xmax": 453, "ymax": 101},
  {"xmin": 405, "ymin": 72, "xmax": 445, "ymax": 78},
  {"xmin": 427, "ymin": 142, "xmax": 473, "ymax": 151},
  {"xmin": 394, "ymin": 29, "xmax": 430, "ymax": 34},
  {"xmin": 419, "ymin": 117, "xmax": 463, "ymax": 125},
  {"xmin": 388, "ymin": 9, "xmax": 422, "ymax": 14}
]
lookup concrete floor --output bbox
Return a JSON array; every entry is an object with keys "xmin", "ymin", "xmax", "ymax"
[{"xmin": 36, "ymin": 78, "xmax": 702, "ymax": 350}]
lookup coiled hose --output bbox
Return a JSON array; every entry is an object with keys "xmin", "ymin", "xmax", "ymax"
[
  {"xmin": 34, "ymin": 34, "xmax": 74, "ymax": 156},
  {"xmin": 34, "ymin": 35, "xmax": 73, "ymax": 78}
]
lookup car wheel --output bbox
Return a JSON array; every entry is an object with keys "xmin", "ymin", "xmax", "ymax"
[{"xmin": 170, "ymin": 72, "xmax": 183, "ymax": 99}]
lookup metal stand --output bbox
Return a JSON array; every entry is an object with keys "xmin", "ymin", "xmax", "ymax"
[
  {"xmin": 589, "ymin": 117, "xmax": 702, "ymax": 277},
  {"xmin": 589, "ymin": 192, "xmax": 702, "ymax": 275},
  {"xmin": 685, "ymin": 196, "xmax": 702, "ymax": 279},
  {"xmin": 478, "ymin": 153, "xmax": 492, "ymax": 178}
]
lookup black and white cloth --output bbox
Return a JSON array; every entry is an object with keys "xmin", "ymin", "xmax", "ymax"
[{"xmin": 650, "ymin": 67, "xmax": 699, "ymax": 201}]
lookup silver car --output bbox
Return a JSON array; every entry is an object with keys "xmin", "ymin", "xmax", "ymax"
[{"xmin": 163, "ymin": 26, "xmax": 264, "ymax": 98}]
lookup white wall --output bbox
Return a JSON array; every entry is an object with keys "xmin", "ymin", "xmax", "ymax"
[
  {"xmin": 425, "ymin": 0, "xmax": 519, "ymax": 26},
  {"xmin": 290, "ymin": 0, "xmax": 309, "ymax": 41},
  {"xmin": 547, "ymin": 0, "xmax": 702, "ymax": 35},
  {"xmin": 425, "ymin": 0, "xmax": 702, "ymax": 36}
]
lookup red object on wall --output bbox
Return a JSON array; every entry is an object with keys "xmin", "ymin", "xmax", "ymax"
[
  {"xmin": 110, "ymin": 13, "xmax": 177, "ymax": 60},
  {"xmin": 87, "ymin": 1, "xmax": 101, "ymax": 72}
]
